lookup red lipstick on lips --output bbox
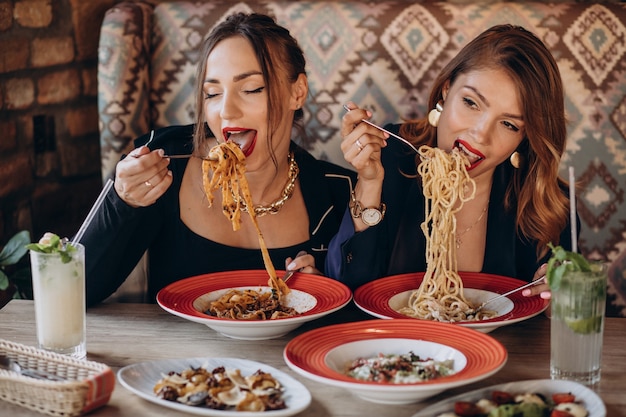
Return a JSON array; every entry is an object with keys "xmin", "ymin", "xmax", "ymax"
[
  {"xmin": 222, "ymin": 127, "xmax": 257, "ymax": 157},
  {"xmin": 454, "ymin": 139, "xmax": 484, "ymax": 171}
]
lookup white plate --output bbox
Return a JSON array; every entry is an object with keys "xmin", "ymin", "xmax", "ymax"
[
  {"xmin": 411, "ymin": 379, "xmax": 606, "ymax": 417},
  {"xmin": 117, "ymin": 357, "xmax": 311, "ymax": 416}
]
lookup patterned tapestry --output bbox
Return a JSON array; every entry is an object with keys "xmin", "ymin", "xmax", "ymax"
[{"xmin": 97, "ymin": 0, "xmax": 626, "ymax": 315}]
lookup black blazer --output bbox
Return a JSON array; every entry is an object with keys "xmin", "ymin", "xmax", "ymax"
[{"xmin": 83, "ymin": 124, "xmax": 356, "ymax": 305}]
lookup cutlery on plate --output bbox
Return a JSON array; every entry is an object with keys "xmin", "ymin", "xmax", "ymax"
[
  {"xmin": 475, "ymin": 277, "xmax": 546, "ymax": 313},
  {"xmin": 0, "ymin": 355, "xmax": 66, "ymax": 381},
  {"xmin": 343, "ymin": 104, "xmax": 419, "ymax": 154},
  {"xmin": 282, "ymin": 251, "xmax": 308, "ymax": 282}
]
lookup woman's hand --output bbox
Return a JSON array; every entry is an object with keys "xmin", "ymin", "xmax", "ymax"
[
  {"xmin": 114, "ymin": 146, "xmax": 173, "ymax": 208},
  {"xmin": 285, "ymin": 251, "xmax": 322, "ymax": 276},
  {"xmin": 341, "ymin": 102, "xmax": 389, "ymax": 231},
  {"xmin": 340, "ymin": 102, "xmax": 387, "ymax": 182},
  {"xmin": 523, "ymin": 263, "xmax": 551, "ymax": 299}
]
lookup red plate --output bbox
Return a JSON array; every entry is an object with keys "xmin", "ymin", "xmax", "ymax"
[
  {"xmin": 354, "ymin": 272, "xmax": 549, "ymax": 332},
  {"xmin": 283, "ymin": 319, "xmax": 507, "ymax": 403},
  {"xmin": 157, "ymin": 270, "xmax": 351, "ymax": 321}
]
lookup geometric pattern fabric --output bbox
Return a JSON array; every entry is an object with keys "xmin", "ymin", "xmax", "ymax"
[{"xmin": 97, "ymin": 1, "xmax": 626, "ymax": 316}]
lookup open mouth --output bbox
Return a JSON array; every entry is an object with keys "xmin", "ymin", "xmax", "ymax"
[
  {"xmin": 223, "ymin": 128, "xmax": 257, "ymax": 157},
  {"xmin": 454, "ymin": 140, "xmax": 484, "ymax": 171}
]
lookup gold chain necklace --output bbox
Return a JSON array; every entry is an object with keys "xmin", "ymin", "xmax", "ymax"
[
  {"xmin": 234, "ymin": 152, "xmax": 299, "ymax": 217},
  {"xmin": 455, "ymin": 203, "xmax": 488, "ymax": 249}
]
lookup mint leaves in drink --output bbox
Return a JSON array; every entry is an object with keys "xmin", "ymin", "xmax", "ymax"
[
  {"xmin": 545, "ymin": 243, "xmax": 590, "ymax": 291},
  {"xmin": 26, "ymin": 232, "xmax": 76, "ymax": 263},
  {"xmin": 547, "ymin": 243, "xmax": 606, "ymax": 335}
]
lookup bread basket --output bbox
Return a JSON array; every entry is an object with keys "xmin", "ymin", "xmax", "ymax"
[{"xmin": 0, "ymin": 339, "xmax": 115, "ymax": 416}]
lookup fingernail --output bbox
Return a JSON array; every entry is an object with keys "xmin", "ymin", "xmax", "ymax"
[
  {"xmin": 522, "ymin": 289, "xmax": 531, "ymax": 296},
  {"xmin": 287, "ymin": 261, "xmax": 296, "ymax": 270},
  {"xmin": 158, "ymin": 149, "xmax": 165, "ymax": 157},
  {"xmin": 540, "ymin": 291, "xmax": 552, "ymax": 300}
]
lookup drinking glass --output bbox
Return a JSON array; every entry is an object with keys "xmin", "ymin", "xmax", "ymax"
[
  {"xmin": 550, "ymin": 261, "xmax": 607, "ymax": 387},
  {"xmin": 29, "ymin": 243, "xmax": 86, "ymax": 359}
]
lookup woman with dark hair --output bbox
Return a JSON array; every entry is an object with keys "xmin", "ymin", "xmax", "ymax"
[
  {"xmin": 82, "ymin": 13, "xmax": 355, "ymax": 306},
  {"xmin": 326, "ymin": 25, "xmax": 578, "ymax": 297}
]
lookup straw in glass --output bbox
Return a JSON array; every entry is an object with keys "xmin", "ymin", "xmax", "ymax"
[
  {"xmin": 71, "ymin": 179, "xmax": 114, "ymax": 246},
  {"xmin": 568, "ymin": 166, "xmax": 578, "ymax": 253}
]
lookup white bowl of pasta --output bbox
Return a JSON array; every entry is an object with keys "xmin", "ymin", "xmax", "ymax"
[
  {"xmin": 284, "ymin": 319, "xmax": 507, "ymax": 404},
  {"xmin": 156, "ymin": 270, "xmax": 352, "ymax": 340},
  {"xmin": 353, "ymin": 272, "xmax": 550, "ymax": 333}
]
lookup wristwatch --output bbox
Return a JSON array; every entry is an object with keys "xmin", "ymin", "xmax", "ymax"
[
  {"xmin": 349, "ymin": 190, "xmax": 386, "ymax": 226},
  {"xmin": 361, "ymin": 205, "xmax": 386, "ymax": 226}
]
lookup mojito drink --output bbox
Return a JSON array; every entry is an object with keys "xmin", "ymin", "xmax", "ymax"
[
  {"xmin": 29, "ymin": 235, "xmax": 86, "ymax": 359},
  {"xmin": 550, "ymin": 261, "xmax": 606, "ymax": 386}
]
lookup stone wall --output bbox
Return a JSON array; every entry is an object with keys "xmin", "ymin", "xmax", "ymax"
[{"xmin": 0, "ymin": 0, "xmax": 120, "ymax": 245}]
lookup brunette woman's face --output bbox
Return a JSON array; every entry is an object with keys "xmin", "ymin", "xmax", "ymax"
[
  {"xmin": 437, "ymin": 68, "xmax": 525, "ymax": 181},
  {"xmin": 202, "ymin": 36, "xmax": 298, "ymax": 165}
]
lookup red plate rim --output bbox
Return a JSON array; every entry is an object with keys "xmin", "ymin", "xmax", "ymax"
[
  {"xmin": 284, "ymin": 319, "xmax": 507, "ymax": 386},
  {"xmin": 156, "ymin": 270, "xmax": 352, "ymax": 321},
  {"xmin": 353, "ymin": 272, "xmax": 549, "ymax": 324}
]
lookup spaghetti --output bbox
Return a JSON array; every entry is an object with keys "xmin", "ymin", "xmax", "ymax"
[
  {"xmin": 398, "ymin": 145, "xmax": 496, "ymax": 322},
  {"xmin": 202, "ymin": 142, "xmax": 292, "ymax": 318}
]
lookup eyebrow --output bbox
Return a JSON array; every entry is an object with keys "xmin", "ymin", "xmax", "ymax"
[
  {"xmin": 204, "ymin": 70, "xmax": 263, "ymax": 84},
  {"xmin": 466, "ymin": 85, "xmax": 524, "ymax": 121}
]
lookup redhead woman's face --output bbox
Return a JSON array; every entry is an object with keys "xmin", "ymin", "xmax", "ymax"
[
  {"xmin": 437, "ymin": 68, "xmax": 525, "ymax": 181},
  {"xmin": 202, "ymin": 36, "xmax": 296, "ymax": 165}
]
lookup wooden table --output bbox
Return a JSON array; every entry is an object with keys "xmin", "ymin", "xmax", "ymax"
[{"xmin": 1, "ymin": 300, "xmax": 625, "ymax": 416}]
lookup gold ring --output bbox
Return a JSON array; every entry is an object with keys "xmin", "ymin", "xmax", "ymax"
[
  {"xmin": 355, "ymin": 139, "xmax": 364, "ymax": 151},
  {"xmin": 144, "ymin": 180, "xmax": 152, "ymax": 187}
]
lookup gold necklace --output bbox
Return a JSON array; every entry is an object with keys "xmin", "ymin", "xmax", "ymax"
[
  {"xmin": 235, "ymin": 152, "xmax": 299, "ymax": 217},
  {"xmin": 455, "ymin": 203, "xmax": 488, "ymax": 249}
]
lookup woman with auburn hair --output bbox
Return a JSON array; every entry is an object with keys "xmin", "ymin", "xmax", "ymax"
[{"xmin": 327, "ymin": 24, "xmax": 578, "ymax": 297}]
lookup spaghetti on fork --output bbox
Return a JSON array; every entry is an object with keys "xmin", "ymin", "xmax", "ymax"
[{"xmin": 201, "ymin": 142, "xmax": 294, "ymax": 319}]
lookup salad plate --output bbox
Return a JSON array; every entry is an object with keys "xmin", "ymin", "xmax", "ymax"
[
  {"xmin": 412, "ymin": 379, "xmax": 606, "ymax": 416},
  {"xmin": 284, "ymin": 319, "xmax": 507, "ymax": 404},
  {"xmin": 157, "ymin": 270, "xmax": 351, "ymax": 339},
  {"xmin": 117, "ymin": 357, "xmax": 311, "ymax": 417},
  {"xmin": 354, "ymin": 272, "xmax": 549, "ymax": 333}
]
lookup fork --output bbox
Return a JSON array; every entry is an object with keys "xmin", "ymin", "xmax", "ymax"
[
  {"xmin": 343, "ymin": 104, "xmax": 419, "ymax": 153},
  {"xmin": 474, "ymin": 277, "xmax": 546, "ymax": 313},
  {"xmin": 282, "ymin": 251, "xmax": 308, "ymax": 282}
]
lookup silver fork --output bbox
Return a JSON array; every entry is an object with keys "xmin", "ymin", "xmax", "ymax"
[
  {"xmin": 343, "ymin": 104, "xmax": 419, "ymax": 154},
  {"xmin": 282, "ymin": 251, "xmax": 308, "ymax": 282},
  {"xmin": 475, "ymin": 277, "xmax": 546, "ymax": 313}
]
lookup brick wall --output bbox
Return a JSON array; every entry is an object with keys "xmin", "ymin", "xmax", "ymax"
[{"xmin": 0, "ymin": 0, "xmax": 118, "ymax": 246}]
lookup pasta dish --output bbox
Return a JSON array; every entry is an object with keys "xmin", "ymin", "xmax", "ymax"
[
  {"xmin": 201, "ymin": 142, "xmax": 294, "ymax": 319},
  {"xmin": 154, "ymin": 364, "xmax": 287, "ymax": 411},
  {"xmin": 346, "ymin": 352, "xmax": 455, "ymax": 384},
  {"xmin": 398, "ymin": 145, "xmax": 496, "ymax": 322}
]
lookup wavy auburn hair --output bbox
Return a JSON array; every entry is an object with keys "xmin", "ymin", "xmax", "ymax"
[
  {"xmin": 192, "ymin": 13, "xmax": 306, "ymax": 168},
  {"xmin": 400, "ymin": 24, "xmax": 569, "ymax": 258}
]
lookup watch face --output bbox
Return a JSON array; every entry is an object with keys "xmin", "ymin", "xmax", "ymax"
[{"xmin": 362, "ymin": 208, "xmax": 382, "ymax": 226}]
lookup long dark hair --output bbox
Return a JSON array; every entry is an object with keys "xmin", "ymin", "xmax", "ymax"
[
  {"xmin": 193, "ymin": 13, "xmax": 306, "ymax": 167},
  {"xmin": 401, "ymin": 24, "xmax": 569, "ymax": 257}
]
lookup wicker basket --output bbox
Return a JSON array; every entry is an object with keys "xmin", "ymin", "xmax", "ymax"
[{"xmin": 0, "ymin": 339, "xmax": 115, "ymax": 416}]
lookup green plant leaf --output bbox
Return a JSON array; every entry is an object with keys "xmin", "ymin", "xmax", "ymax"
[
  {"xmin": 0, "ymin": 270, "xmax": 9, "ymax": 290},
  {"xmin": 0, "ymin": 230, "xmax": 31, "ymax": 266}
]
